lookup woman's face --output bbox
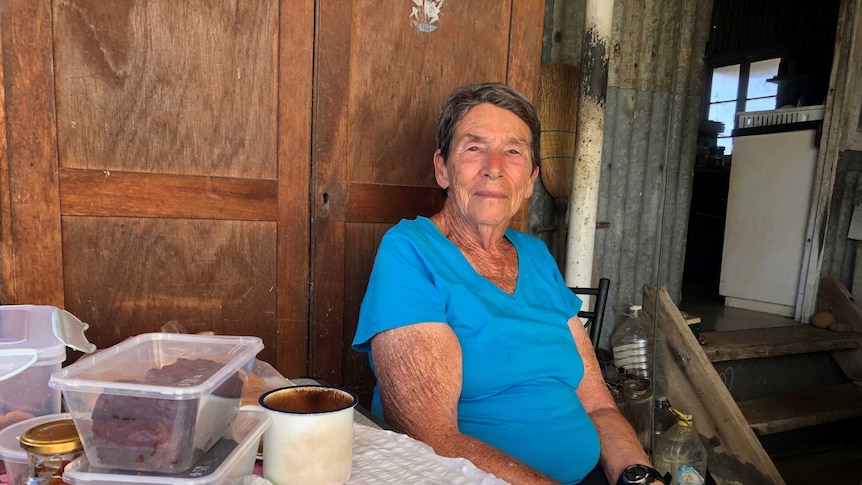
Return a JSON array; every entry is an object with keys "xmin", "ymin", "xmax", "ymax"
[{"xmin": 434, "ymin": 103, "xmax": 539, "ymax": 228}]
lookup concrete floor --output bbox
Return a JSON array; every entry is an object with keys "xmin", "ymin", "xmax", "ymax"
[{"xmin": 678, "ymin": 283, "xmax": 802, "ymax": 333}]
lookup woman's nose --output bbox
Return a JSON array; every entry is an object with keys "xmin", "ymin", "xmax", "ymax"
[{"xmin": 482, "ymin": 152, "xmax": 504, "ymax": 178}]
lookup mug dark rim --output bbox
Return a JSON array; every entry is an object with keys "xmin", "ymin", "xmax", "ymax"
[{"xmin": 258, "ymin": 384, "xmax": 359, "ymax": 415}]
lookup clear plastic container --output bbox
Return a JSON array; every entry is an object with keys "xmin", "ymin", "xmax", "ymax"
[
  {"xmin": 653, "ymin": 408, "xmax": 708, "ymax": 484},
  {"xmin": 0, "ymin": 413, "xmax": 72, "ymax": 485},
  {"xmin": 62, "ymin": 408, "xmax": 270, "ymax": 485},
  {"xmin": 612, "ymin": 304, "xmax": 658, "ymax": 449},
  {"xmin": 611, "ymin": 305, "xmax": 655, "ymax": 380},
  {"xmin": 49, "ymin": 333, "xmax": 263, "ymax": 473},
  {"xmin": 0, "ymin": 306, "xmax": 67, "ymax": 433}
]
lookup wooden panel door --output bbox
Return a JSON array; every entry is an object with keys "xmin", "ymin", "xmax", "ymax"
[
  {"xmin": 0, "ymin": 0, "xmax": 314, "ymax": 375},
  {"xmin": 313, "ymin": 0, "xmax": 545, "ymax": 405}
]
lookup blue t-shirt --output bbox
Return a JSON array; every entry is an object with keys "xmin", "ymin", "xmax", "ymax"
[{"xmin": 352, "ymin": 217, "xmax": 601, "ymax": 484}]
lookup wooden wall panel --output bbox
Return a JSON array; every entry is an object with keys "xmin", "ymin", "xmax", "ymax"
[
  {"xmin": 0, "ymin": 18, "xmax": 11, "ymax": 304},
  {"xmin": 348, "ymin": 1, "xmax": 510, "ymax": 186},
  {"xmin": 51, "ymin": 0, "xmax": 278, "ymax": 178},
  {"xmin": 59, "ymin": 169, "xmax": 278, "ymax": 220},
  {"xmin": 275, "ymin": 0, "xmax": 315, "ymax": 376},
  {"xmin": 312, "ymin": 0, "xmax": 353, "ymax": 383},
  {"xmin": 61, "ymin": 217, "xmax": 279, "ymax": 365},
  {"xmin": 1, "ymin": 0, "xmax": 314, "ymax": 379},
  {"xmin": 0, "ymin": 0, "xmax": 64, "ymax": 306}
]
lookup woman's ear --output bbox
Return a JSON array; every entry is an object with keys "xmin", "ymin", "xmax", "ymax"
[
  {"xmin": 433, "ymin": 150, "xmax": 450, "ymax": 189},
  {"xmin": 524, "ymin": 165, "xmax": 539, "ymax": 199}
]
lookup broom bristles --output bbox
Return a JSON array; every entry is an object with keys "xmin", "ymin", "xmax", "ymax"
[{"xmin": 536, "ymin": 63, "xmax": 579, "ymax": 202}]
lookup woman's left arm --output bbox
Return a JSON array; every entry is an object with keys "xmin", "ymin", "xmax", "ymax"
[{"xmin": 568, "ymin": 316, "xmax": 660, "ymax": 485}]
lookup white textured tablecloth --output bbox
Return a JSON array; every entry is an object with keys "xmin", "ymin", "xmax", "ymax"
[
  {"xmin": 229, "ymin": 423, "xmax": 508, "ymax": 485},
  {"xmin": 233, "ymin": 377, "xmax": 507, "ymax": 484},
  {"xmin": 347, "ymin": 423, "xmax": 508, "ymax": 484}
]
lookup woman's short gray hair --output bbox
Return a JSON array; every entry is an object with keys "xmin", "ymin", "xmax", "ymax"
[{"xmin": 436, "ymin": 83, "xmax": 540, "ymax": 170}]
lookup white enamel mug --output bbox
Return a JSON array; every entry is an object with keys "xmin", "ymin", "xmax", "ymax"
[{"xmin": 254, "ymin": 385, "xmax": 358, "ymax": 485}]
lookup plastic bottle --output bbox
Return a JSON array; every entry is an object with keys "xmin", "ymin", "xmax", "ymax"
[
  {"xmin": 612, "ymin": 305, "xmax": 655, "ymax": 450},
  {"xmin": 612, "ymin": 305, "xmax": 655, "ymax": 381},
  {"xmin": 653, "ymin": 407, "xmax": 708, "ymax": 485}
]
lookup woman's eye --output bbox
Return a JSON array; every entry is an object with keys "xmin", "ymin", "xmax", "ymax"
[{"xmin": 466, "ymin": 146, "xmax": 480, "ymax": 152}]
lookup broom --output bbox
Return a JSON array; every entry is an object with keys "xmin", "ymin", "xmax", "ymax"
[{"xmin": 536, "ymin": 63, "xmax": 579, "ymax": 269}]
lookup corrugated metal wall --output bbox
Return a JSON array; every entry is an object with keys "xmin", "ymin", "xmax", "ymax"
[
  {"xmin": 540, "ymin": 0, "xmax": 713, "ymax": 347},
  {"xmin": 821, "ymin": 151, "xmax": 862, "ymax": 287}
]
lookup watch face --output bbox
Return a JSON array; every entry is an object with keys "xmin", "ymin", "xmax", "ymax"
[{"xmin": 623, "ymin": 465, "xmax": 648, "ymax": 483}]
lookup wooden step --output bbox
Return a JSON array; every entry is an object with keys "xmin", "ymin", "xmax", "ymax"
[
  {"xmin": 700, "ymin": 325, "xmax": 862, "ymax": 362},
  {"xmin": 738, "ymin": 383, "xmax": 862, "ymax": 436}
]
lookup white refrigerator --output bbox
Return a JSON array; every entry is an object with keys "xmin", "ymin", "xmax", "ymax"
[{"xmin": 719, "ymin": 128, "xmax": 819, "ymax": 317}]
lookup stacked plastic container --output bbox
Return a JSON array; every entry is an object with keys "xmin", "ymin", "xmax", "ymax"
[
  {"xmin": 63, "ymin": 408, "xmax": 269, "ymax": 484},
  {"xmin": 1, "ymin": 305, "xmax": 68, "ymax": 482},
  {"xmin": 0, "ymin": 305, "xmax": 67, "ymax": 431},
  {"xmin": 0, "ymin": 329, "xmax": 270, "ymax": 484},
  {"xmin": 45, "ymin": 332, "xmax": 268, "ymax": 484}
]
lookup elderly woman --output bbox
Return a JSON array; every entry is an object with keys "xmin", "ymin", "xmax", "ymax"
[{"xmin": 352, "ymin": 83, "xmax": 665, "ymax": 485}]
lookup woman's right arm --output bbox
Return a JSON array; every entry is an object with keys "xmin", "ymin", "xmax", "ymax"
[{"xmin": 370, "ymin": 322, "xmax": 559, "ymax": 484}]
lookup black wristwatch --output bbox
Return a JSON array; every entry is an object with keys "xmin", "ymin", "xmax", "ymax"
[{"xmin": 616, "ymin": 464, "xmax": 669, "ymax": 485}]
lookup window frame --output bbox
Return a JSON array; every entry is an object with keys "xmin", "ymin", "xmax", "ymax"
[{"xmin": 702, "ymin": 54, "xmax": 784, "ymax": 151}]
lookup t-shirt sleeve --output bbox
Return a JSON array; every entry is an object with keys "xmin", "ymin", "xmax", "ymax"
[
  {"xmin": 557, "ymin": 265, "xmax": 583, "ymax": 320},
  {"xmin": 351, "ymin": 229, "xmax": 448, "ymax": 353}
]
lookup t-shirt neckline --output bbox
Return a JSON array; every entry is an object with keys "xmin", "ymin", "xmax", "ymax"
[{"xmin": 416, "ymin": 216, "xmax": 523, "ymax": 298}]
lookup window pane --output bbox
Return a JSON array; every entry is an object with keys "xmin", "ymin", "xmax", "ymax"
[
  {"xmin": 747, "ymin": 58, "xmax": 780, "ymax": 99},
  {"xmin": 717, "ymin": 136, "xmax": 734, "ymax": 155},
  {"xmin": 708, "ymin": 101, "xmax": 737, "ymax": 135},
  {"xmin": 746, "ymin": 96, "xmax": 777, "ymax": 112},
  {"xmin": 710, "ymin": 64, "xmax": 740, "ymax": 103}
]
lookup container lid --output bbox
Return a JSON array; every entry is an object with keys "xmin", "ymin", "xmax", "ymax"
[
  {"xmin": 49, "ymin": 333, "xmax": 264, "ymax": 400},
  {"xmin": 0, "ymin": 413, "xmax": 72, "ymax": 465},
  {"xmin": 0, "ymin": 305, "xmax": 67, "ymax": 380},
  {"xmin": 62, "ymin": 408, "xmax": 270, "ymax": 484},
  {"xmin": 19, "ymin": 418, "xmax": 82, "ymax": 455}
]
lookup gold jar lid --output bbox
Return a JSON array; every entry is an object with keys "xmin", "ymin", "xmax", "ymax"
[{"xmin": 19, "ymin": 419, "xmax": 82, "ymax": 455}]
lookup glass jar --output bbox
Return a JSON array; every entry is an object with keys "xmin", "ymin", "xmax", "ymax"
[
  {"xmin": 617, "ymin": 377, "xmax": 652, "ymax": 451},
  {"xmin": 18, "ymin": 419, "xmax": 83, "ymax": 485}
]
